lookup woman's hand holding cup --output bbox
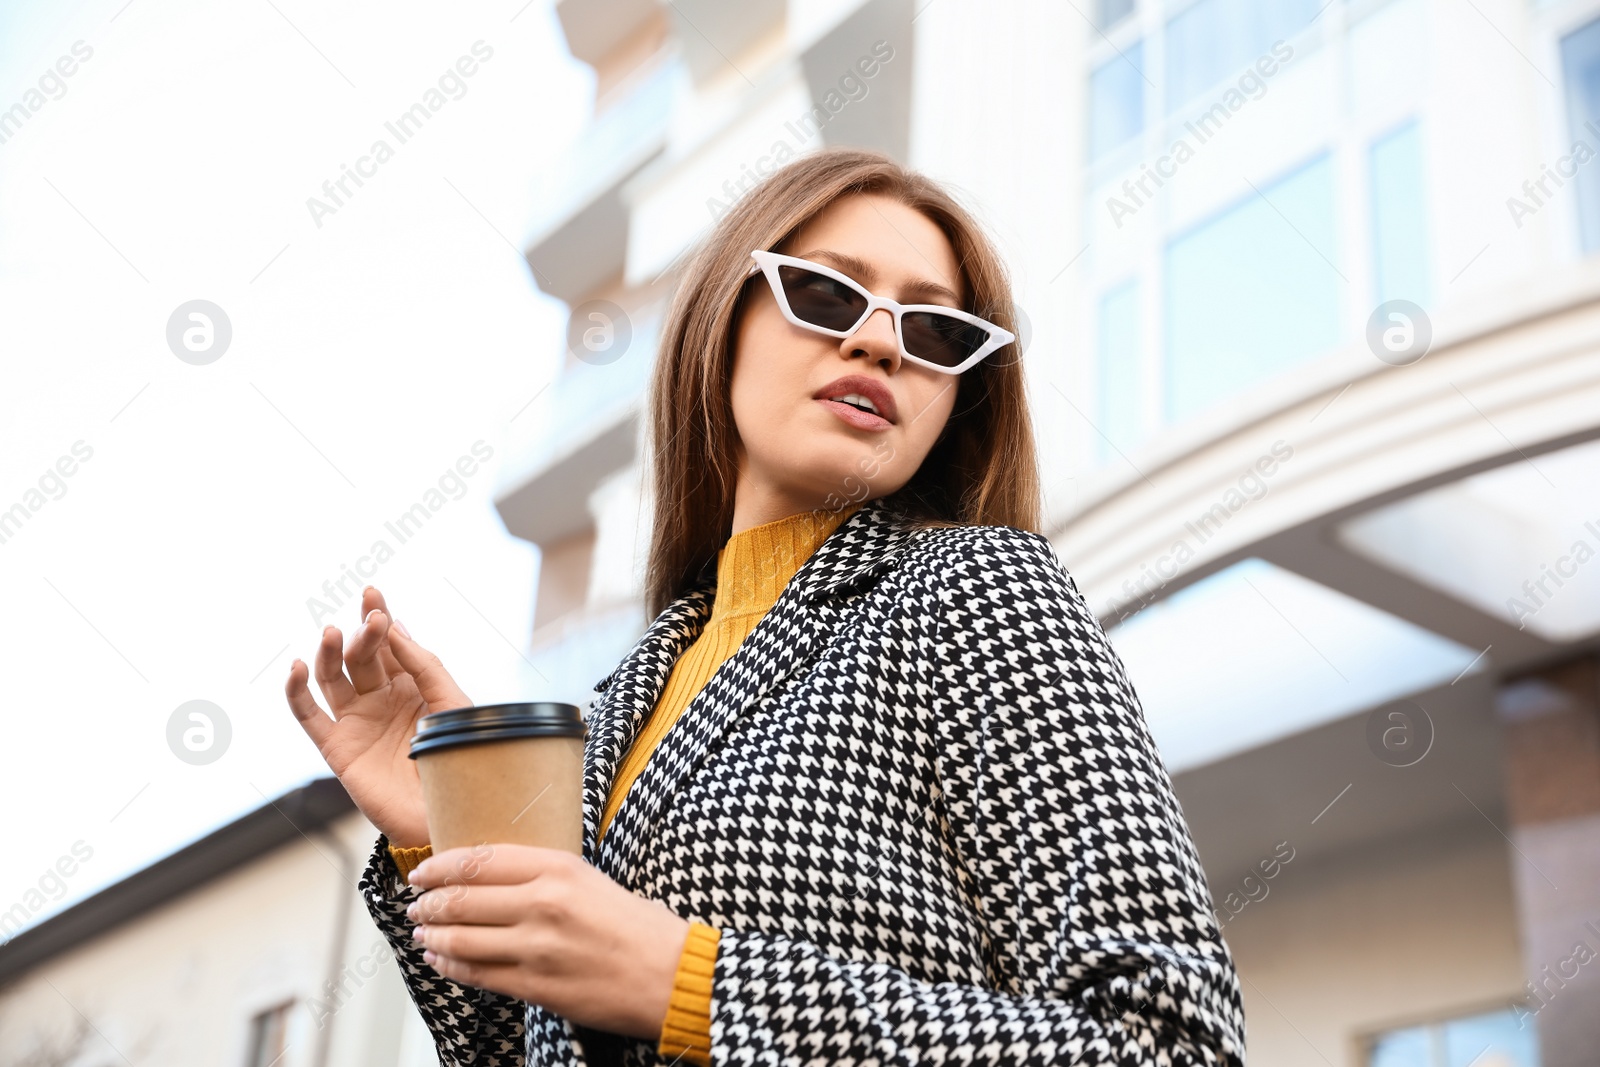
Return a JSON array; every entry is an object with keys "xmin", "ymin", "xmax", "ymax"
[{"xmin": 284, "ymin": 586, "xmax": 470, "ymax": 849}]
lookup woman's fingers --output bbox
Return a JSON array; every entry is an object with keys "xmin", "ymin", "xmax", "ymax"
[
  {"xmin": 409, "ymin": 883, "xmax": 532, "ymax": 927},
  {"xmin": 361, "ymin": 584, "xmax": 390, "ymax": 621},
  {"xmin": 313, "ymin": 626, "xmax": 358, "ymax": 711},
  {"xmin": 345, "ymin": 608, "xmax": 392, "ymax": 694},
  {"xmin": 409, "ymin": 844, "xmax": 557, "ymax": 888},
  {"xmin": 284, "ymin": 658, "xmax": 335, "ymax": 748},
  {"xmin": 415, "ymin": 922, "xmax": 527, "ymax": 966},
  {"xmin": 388, "ymin": 625, "xmax": 471, "ymax": 710},
  {"xmin": 361, "ymin": 586, "xmax": 407, "ymax": 678}
]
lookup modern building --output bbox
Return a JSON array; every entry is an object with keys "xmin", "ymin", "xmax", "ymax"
[
  {"xmin": 495, "ymin": 2, "xmax": 1600, "ymax": 1066},
  {"xmin": 5, "ymin": 2, "xmax": 1598, "ymax": 1065},
  {"xmin": 0, "ymin": 779, "xmax": 434, "ymax": 1067}
]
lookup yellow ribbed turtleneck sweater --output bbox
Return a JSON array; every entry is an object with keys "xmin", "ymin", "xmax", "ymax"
[{"xmin": 389, "ymin": 502, "xmax": 861, "ymax": 1066}]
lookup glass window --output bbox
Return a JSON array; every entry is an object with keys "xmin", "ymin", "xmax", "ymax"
[
  {"xmin": 1370, "ymin": 119, "xmax": 1432, "ymax": 306},
  {"xmin": 1560, "ymin": 14, "xmax": 1600, "ymax": 253},
  {"xmin": 1163, "ymin": 152, "xmax": 1341, "ymax": 423},
  {"xmin": 1096, "ymin": 280, "xmax": 1143, "ymax": 462},
  {"xmin": 1439, "ymin": 1009, "xmax": 1538, "ymax": 1066},
  {"xmin": 1097, "ymin": 0, "xmax": 1137, "ymax": 30},
  {"xmin": 1366, "ymin": 1006, "xmax": 1539, "ymax": 1066},
  {"xmin": 1090, "ymin": 42, "xmax": 1146, "ymax": 161},
  {"xmin": 245, "ymin": 1001, "xmax": 295, "ymax": 1067},
  {"xmin": 1165, "ymin": 0, "xmax": 1320, "ymax": 113},
  {"xmin": 1369, "ymin": 1020, "xmax": 1437, "ymax": 1067}
]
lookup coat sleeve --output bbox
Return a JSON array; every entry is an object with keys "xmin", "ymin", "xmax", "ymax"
[
  {"xmin": 357, "ymin": 834, "xmax": 528, "ymax": 1066},
  {"xmin": 708, "ymin": 525, "xmax": 1247, "ymax": 1066}
]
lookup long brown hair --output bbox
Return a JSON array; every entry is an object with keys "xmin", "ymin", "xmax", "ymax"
[{"xmin": 643, "ymin": 147, "xmax": 1041, "ymax": 618}]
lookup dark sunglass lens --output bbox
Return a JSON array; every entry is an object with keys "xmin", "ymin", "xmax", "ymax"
[
  {"xmin": 778, "ymin": 266, "xmax": 866, "ymax": 331},
  {"xmin": 902, "ymin": 311, "xmax": 989, "ymax": 367}
]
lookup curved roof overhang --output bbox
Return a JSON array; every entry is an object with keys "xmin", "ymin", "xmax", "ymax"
[{"xmin": 1051, "ymin": 261, "xmax": 1600, "ymax": 683}]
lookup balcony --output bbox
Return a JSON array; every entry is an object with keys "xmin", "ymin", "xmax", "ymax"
[
  {"xmin": 555, "ymin": 0, "xmax": 660, "ymax": 69},
  {"xmin": 494, "ymin": 310, "xmax": 659, "ymax": 548},
  {"xmin": 665, "ymin": 0, "xmax": 784, "ymax": 88},
  {"xmin": 524, "ymin": 56, "xmax": 680, "ymax": 304}
]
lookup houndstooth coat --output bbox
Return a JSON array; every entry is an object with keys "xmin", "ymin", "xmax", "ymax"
[{"xmin": 359, "ymin": 493, "xmax": 1248, "ymax": 1066}]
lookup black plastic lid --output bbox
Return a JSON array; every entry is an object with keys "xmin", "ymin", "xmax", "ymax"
[{"xmin": 408, "ymin": 702, "xmax": 585, "ymax": 759}]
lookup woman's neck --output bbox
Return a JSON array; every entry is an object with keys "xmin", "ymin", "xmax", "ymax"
[{"xmin": 729, "ymin": 480, "xmax": 879, "ymax": 537}]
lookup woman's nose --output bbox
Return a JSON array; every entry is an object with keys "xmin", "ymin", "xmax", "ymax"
[{"xmin": 843, "ymin": 308, "xmax": 900, "ymax": 370}]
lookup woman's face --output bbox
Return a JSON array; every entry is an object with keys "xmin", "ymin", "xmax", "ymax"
[{"xmin": 729, "ymin": 193, "xmax": 964, "ymax": 519}]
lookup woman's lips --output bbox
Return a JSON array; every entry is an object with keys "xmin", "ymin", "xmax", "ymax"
[{"xmin": 816, "ymin": 397, "xmax": 892, "ymax": 431}]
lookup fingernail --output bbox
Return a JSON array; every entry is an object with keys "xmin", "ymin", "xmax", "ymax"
[
  {"xmin": 395, "ymin": 619, "xmax": 412, "ymax": 639},
  {"xmin": 364, "ymin": 608, "xmax": 379, "ymax": 625},
  {"xmin": 411, "ymin": 925, "xmax": 425, "ymax": 942},
  {"xmin": 422, "ymin": 950, "xmax": 437, "ymax": 966}
]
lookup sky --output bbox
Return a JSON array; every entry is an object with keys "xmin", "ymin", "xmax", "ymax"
[{"xmin": 0, "ymin": 0, "xmax": 590, "ymax": 936}]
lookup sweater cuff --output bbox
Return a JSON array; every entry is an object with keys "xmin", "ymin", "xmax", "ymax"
[
  {"xmin": 388, "ymin": 843, "xmax": 432, "ymax": 882},
  {"xmin": 657, "ymin": 922, "xmax": 720, "ymax": 1066}
]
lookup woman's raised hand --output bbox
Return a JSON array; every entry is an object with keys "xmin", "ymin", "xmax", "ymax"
[{"xmin": 284, "ymin": 586, "xmax": 470, "ymax": 848}]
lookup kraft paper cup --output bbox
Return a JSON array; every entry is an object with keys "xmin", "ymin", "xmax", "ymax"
[{"xmin": 409, "ymin": 702, "xmax": 586, "ymax": 854}]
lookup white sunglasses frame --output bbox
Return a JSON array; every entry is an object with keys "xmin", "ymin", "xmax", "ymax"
[{"xmin": 745, "ymin": 249, "xmax": 1015, "ymax": 375}]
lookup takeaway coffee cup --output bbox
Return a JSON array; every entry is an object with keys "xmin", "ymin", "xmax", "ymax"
[{"xmin": 408, "ymin": 702, "xmax": 586, "ymax": 854}]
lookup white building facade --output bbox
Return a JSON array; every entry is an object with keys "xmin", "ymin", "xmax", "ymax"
[
  {"xmin": 498, "ymin": 2, "xmax": 1600, "ymax": 1066},
  {"xmin": 6, "ymin": 2, "xmax": 1600, "ymax": 1065}
]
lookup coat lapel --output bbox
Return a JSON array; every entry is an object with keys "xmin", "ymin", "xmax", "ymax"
[
  {"xmin": 581, "ymin": 495, "xmax": 927, "ymax": 884},
  {"xmin": 578, "ymin": 582, "xmax": 713, "ymax": 867}
]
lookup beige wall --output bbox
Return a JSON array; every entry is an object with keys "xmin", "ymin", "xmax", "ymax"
[
  {"xmin": 0, "ymin": 811, "xmax": 435, "ymax": 1067},
  {"xmin": 0, "ymin": 802, "xmax": 1532, "ymax": 1067},
  {"xmin": 1225, "ymin": 819, "xmax": 1526, "ymax": 1065},
  {"xmin": 535, "ymin": 525, "xmax": 598, "ymax": 631}
]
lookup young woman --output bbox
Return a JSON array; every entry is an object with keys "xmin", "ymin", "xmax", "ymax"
[{"xmin": 285, "ymin": 148, "xmax": 1246, "ymax": 1066}]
